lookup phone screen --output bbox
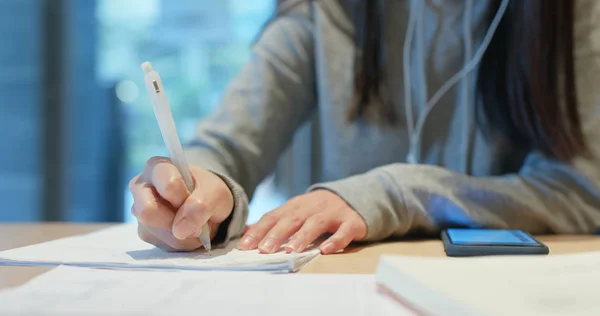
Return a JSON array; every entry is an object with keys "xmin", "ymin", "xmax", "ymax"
[{"xmin": 446, "ymin": 228, "xmax": 540, "ymax": 246}]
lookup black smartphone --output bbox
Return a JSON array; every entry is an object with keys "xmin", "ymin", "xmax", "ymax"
[{"xmin": 441, "ymin": 228, "xmax": 549, "ymax": 257}]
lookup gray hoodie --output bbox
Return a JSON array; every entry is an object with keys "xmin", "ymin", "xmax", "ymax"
[{"xmin": 184, "ymin": 0, "xmax": 600, "ymax": 244}]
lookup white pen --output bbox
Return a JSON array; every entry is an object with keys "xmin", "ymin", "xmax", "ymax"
[{"xmin": 141, "ymin": 61, "xmax": 212, "ymax": 255}]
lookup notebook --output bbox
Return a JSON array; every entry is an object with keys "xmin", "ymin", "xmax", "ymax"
[
  {"xmin": 375, "ymin": 252, "xmax": 600, "ymax": 316},
  {"xmin": 0, "ymin": 265, "xmax": 413, "ymax": 316},
  {"xmin": 0, "ymin": 225, "xmax": 319, "ymax": 272}
]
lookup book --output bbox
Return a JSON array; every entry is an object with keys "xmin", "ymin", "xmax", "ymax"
[{"xmin": 375, "ymin": 252, "xmax": 600, "ymax": 315}]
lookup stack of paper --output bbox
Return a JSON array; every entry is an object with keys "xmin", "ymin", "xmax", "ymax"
[
  {"xmin": 375, "ymin": 252, "xmax": 600, "ymax": 315},
  {"xmin": 0, "ymin": 266, "xmax": 413, "ymax": 316},
  {"xmin": 0, "ymin": 225, "xmax": 319, "ymax": 272}
]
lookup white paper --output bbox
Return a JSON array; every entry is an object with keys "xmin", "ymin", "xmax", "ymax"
[
  {"xmin": 377, "ymin": 252, "xmax": 600, "ymax": 316},
  {"xmin": 0, "ymin": 225, "xmax": 319, "ymax": 272},
  {"xmin": 0, "ymin": 266, "xmax": 414, "ymax": 316}
]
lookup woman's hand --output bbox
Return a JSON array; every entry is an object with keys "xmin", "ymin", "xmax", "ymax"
[
  {"xmin": 238, "ymin": 190, "xmax": 367, "ymax": 254},
  {"xmin": 129, "ymin": 157, "xmax": 234, "ymax": 252}
]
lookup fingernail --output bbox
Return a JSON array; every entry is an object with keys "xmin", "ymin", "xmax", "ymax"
[
  {"xmin": 173, "ymin": 218, "xmax": 197, "ymax": 240},
  {"xmin": 239, "ymin": 235, "xmax": 254, "ymax": 249},
  {"xmin": 285, "ymin": 239, "xmax": 301, "ymax": 253},
  {"xmin": 320, "ymin": 242, "xmax": 335, "ymax": 254},
  {"xmin": 259, "ymin": 238, "xmax": 277, "ymax": 253}
]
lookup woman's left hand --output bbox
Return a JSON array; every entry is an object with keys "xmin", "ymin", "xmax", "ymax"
[{"xmin": 238, "ymin": 190, "xmax": 367, "ymax": 254}]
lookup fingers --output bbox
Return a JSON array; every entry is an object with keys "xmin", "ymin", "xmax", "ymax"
[
  {"xmin": 130, "ymin": 169, "xmax": 201, "ymax": 252},
  {"xmin": 131, "ymin": 158, "xmax": 234, "ymax": 252},
  {"xmin": 319, "ymin": 221, "xmax": 358, "ymax": 254},
  {"xmin": 285, "ymin": 213, "xmax": 337, "ymax": 253},
  {"xmin": 237, "ymin": 190, "xmax": 364, "ymax": 255},
  {"xmin": 137, "ymin": 156, "xmax": 189, "ymax": 209},
  {"xmin": 172, "ymin": 188, "xmax": 213, "ymax": 240},
  {"xmin": 130, "ymin": 179, "xmax": 175, "ymax": 229},
  {"xmin": 257, "ymin": 213, "xmax": 306, "ymax": 254},
  {"xmin": 137, "ymin": 225, "xmax": 173, "ymax": 250},
  {"xmin": 138, "ymin": 224, "xmax": 202, "ymax": 252},
  {"xmin": 238, "ymin": 211, "xmax": 280, "ymax": 250},
  {"xmin": 151, "ymin": 162, "xmax": 189, "ymax": 209}
]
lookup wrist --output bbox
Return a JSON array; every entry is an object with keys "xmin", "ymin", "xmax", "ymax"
[{"xmin": 308, "ymin": 176, "xmax": 382, "ymax": 241}]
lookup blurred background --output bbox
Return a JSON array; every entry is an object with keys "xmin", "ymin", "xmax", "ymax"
[{"xmin": 0, "ymin": 0, "xmax": 305, "ymax": 224}]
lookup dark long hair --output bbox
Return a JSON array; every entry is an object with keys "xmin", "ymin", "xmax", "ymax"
[{"xmin": 350, "ymin": 0, "xmax": 585, "ymax": 161}]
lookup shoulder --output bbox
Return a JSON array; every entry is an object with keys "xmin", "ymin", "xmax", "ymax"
[
  {"xmin": 275, "ymin": 0, "xmax": 312, "ymax": 19},
  {"xmin": 254, "ymin": 0, "xmax": 357, "ymax": 53},
  {"xmin": 275, "ymin": 0, "xmax": 356, "ymax": 35}
]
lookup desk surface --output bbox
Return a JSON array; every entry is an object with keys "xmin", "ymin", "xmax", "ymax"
[{"xmin": 1, "ymin": 223, "xmax": 600, "ymax": 290}]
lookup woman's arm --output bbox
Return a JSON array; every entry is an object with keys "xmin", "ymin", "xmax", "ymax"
[
  {"xmin": 184, "ymin": 3, "xmax": 317, "ymax": 243},
  {"xmin": 311, "ymin": 156, "xmax": 600, "ymax": 240},
  {"xmin": 309, "ymin": 0, "xmax": 600, "ymax": 241}
]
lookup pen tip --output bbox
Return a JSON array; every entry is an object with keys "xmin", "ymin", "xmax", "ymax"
[{"xmin": 141, "ymin": 61, "xmax": 153, "ymax": 74}]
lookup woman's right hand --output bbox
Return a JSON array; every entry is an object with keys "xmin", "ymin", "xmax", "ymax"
[{"xmin": 129, "ymin": 157, "xmax": 234, "ymax": 252}]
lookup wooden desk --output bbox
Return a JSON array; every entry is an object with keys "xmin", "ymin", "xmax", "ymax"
[{"xmin": 1, "ymin": 224, "xmax": 600, "ymax": 290}]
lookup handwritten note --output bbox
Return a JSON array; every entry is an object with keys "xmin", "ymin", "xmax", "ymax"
[{"xmin": 0, "ymin": 225, "xmax": 319, "ymax": 272}]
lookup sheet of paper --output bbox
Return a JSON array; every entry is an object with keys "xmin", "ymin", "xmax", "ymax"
[
  {"xmin": 0, "ymin": 225, "xmax": 319, "ymax": 272},
  {"xmin": 0, "ymin": 266, "xmax": 414, "ymax": 316},
  {"xmin": 378, "ymin": 252, "xmax": 600, "ymax": 316}
]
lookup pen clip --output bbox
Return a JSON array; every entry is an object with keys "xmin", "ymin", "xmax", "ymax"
[{"xmin": 152, "ymin": 80, "xmax": 160, "ymax": 93}]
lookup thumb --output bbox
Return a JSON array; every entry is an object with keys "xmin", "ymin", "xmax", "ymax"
[{"xmin": 172, "ymin": 190, "xmax": 214, "ymax": 240}]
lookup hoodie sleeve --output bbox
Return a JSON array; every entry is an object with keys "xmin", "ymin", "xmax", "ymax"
[
  {"xmin": 308, "ymin": 0, "xmax": 600, "ymax": 241},
  {"xmin": 184, "ymin": 2, "xmax": 316, "ymax": 245}
]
